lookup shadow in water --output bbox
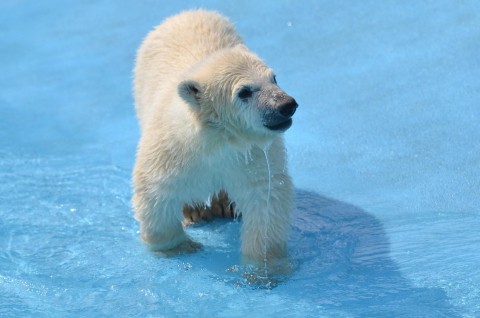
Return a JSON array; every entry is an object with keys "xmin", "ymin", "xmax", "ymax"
[{"xmin": 287, "ymin": 189, "xmax": 461, "ymax": 317}]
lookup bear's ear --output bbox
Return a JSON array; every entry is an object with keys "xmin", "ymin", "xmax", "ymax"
[{"xmin": 178, "ymin": 80, "xmax": 202, "ymax": 108}]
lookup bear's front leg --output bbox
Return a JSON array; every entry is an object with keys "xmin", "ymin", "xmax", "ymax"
[
  {"xmin": 133, "ymin": 192, "xmax": 201, "ymax": 255},
  {"xmin": 228, "ymin": 141, "xmax": 294, "ymax": 274},
  {"xmin": 235, "ymin": 171, "xmax": 293, "ymax": 272}
]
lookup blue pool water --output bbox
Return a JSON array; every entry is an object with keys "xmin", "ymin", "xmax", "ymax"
[{"xmin": 1, "ymin": 1, "xmax": 479, "ymax": 317}]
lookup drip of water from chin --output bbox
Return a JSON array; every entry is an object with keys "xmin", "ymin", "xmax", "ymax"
[{"xmin": 261, "ymin": 143, "xmax": 272, "ymax": 279}]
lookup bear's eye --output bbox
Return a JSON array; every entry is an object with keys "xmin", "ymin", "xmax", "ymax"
[
  {"xmin": 237, "ymin": 86, "xmax": 253, "ymax": 100},
  {"xmin": 273, "ymin": 75, "xmax": 277, "ymax": 84}
]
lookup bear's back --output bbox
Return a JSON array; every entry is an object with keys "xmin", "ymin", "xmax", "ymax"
[{"xmin": 134, "ymin": 10, "xmax": 243, "ymax": 122}]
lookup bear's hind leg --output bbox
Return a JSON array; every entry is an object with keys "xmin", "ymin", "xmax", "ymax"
[{"xmin": 183, "ymin": 190, "xmax": 236, "ymax": 225}]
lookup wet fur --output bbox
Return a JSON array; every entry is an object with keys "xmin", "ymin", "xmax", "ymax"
[{"xmin": 132, "ymin": 10, "xmax": 294, "ymax": 265}]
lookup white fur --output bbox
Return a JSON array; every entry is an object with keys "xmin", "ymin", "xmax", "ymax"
[{"xmin": 132, "ymin": 10, "xmax": 293, "ymax": 264}]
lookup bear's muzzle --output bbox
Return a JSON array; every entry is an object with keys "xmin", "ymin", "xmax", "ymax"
[{"xmin": 262, "ymin": 94, "xmax": 298, "ymax": 132}]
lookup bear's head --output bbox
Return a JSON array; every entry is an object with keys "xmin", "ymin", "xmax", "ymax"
[{"xmin": 178, "ymin": 45, "xmax": 297, "ymax": 144}]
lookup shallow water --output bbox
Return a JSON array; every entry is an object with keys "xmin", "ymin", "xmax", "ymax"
[
  {"xmin": 1, "ymin": 0, "xmax": 479, "ymax": 317},
  {"xmin": 1, "ymin": 157, "xmax": 475, "ymax": 317}
]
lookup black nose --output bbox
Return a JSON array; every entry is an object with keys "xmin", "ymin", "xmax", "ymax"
[{"xmin": 278, "ymin": 98, "xmax": 298, "ymax": 117}]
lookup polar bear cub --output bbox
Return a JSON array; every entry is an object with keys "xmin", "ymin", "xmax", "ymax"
[{"xmin": 132, "ymin": 10, "xmax": 298, "ymax": 266}]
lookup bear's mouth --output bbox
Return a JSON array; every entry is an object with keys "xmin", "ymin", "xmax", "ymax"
[{"xmin": 264, "ymin": 118, "xmax": 293, "ymax": 132}]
